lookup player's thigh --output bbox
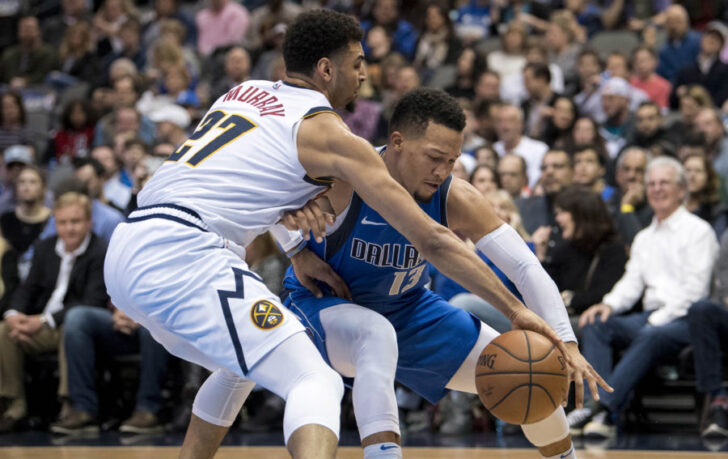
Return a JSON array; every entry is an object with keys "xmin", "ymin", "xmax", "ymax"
[
  {"xmin": 446, "ymin": 322, "xmax": 500, "ymax": 394},
  {"xmin": 105, "ymin": 219, "xmax": 304, "ymax": 377},
  {"xmin": 319, "ymin": 304, "xmax": 397, "ymax": 378}
]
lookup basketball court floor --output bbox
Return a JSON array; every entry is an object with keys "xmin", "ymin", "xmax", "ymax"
[{"xmin": 1, "ymin": 429, "xmax": 727, "ymax": 458}]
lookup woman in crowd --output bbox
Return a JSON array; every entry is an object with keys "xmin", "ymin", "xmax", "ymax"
[
  {"xmin": 535, "ymin": 185, "xmax": 627, "ymax": 317},
  {"xmin": 540, "ymin": 95, "xmax": 577, "ymax": 148},
  {"xmin": 469, "ymin": 164, "xmax": 500, "ymax": 198},
  {"xmin": 413, "ymin": 2, "xmax": 462, "ymax": 84},
  {"xmin": 683, "ymin": 153, "xmax": 726, "ymax": 237},
  {"xmin": 445, "ymin": 47, "xmax": 486, "ymax": 100},
  {"xmin": 0, "ymin": 92, "xmax": 33, "ymax": 154},
  {"xmin": 670, "ymin": 85, "xmax": 714, "ymax": 141},
  {"xmin": 570, "ymin": 115, "xmax": 608, "ymax": 155},
  {"xmin": 51, "ymin": 100, "xmax": 96, "ymax": 165},
  {"xmin": 57, "ymin": 22, "xmax": 101, "ymax": 86},
  {"xmin": 486, "ymin": 20, "xmax": 528, "ymax": 80}
]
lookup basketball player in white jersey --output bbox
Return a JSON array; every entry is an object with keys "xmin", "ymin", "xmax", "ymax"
[{"xmin": 105, "ymin": 9, "xmax": 572, "ymax": 459}]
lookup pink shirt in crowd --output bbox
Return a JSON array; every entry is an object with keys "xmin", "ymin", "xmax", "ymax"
[
  {"xmin": 630, "ymin": 74, "xmax": 672, "ymax": 109},
  {"xmin": 196, "ymin": 0, "xmax": 250, "ymax": 56}
]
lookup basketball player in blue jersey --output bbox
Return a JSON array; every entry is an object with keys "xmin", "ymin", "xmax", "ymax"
[
  {"xmin": 282, "ymin": 88, "xmax": 611, "ymax": 459},
  {"xmin": 105, "ymin": 9, "xmax": 575, "ymax": 459}
]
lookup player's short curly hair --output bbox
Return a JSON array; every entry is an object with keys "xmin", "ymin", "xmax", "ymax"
[
  {"xmin": 283, "ymin": 9, "xmax": 363, "ymax": 76},
  {"xmin": 389, "ymin": 88, "xmax": 466, "ymax": 137}
]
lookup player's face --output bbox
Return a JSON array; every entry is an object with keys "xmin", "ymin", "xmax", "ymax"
[
  {"xmin": 329, "ymin": 42, "xmax": 367, "ymax": 109},
  {"xmin": 396, "ymin": 122, "xmax": 463, "ymax": 202}
]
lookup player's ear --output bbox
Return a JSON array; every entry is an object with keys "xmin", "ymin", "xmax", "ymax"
[
  {"xmin": 390, "ymin": 131, "xmax": 404, "ymax": 151},
  {"xmin": 316, "ymin": 57, "xmax": 334, "ymax": 82}
]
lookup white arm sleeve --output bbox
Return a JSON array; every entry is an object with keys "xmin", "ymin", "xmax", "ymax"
[
  {"xmin": 269, "ymin": 224, "xmax": 305, "ymax": 253},
  {"xmin": 475, "ymin": 224, "xmax": 577, "ymax": 343}
]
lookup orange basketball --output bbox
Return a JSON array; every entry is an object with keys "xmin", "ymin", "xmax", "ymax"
[{"xmin": 475, "ymin": 330, "xmax": 569, "ymax": 425}]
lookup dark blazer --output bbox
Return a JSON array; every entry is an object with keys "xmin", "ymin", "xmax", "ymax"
[
  {"xmin": 670, "ymin": 59, "xmax": 728, "ymax": 109},
  {"xmin": 8, "ymin": 233, "xmax": 108, "ymax": 325}
]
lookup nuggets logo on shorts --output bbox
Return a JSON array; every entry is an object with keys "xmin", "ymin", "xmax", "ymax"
[{"xmin": 251, "ymin": 300, "xmax": 284, "ymax": 330}]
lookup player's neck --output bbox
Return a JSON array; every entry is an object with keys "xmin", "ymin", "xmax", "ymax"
[{"xmin": 284, "ymin": 74, "xmax": 327, "ymax": 98}]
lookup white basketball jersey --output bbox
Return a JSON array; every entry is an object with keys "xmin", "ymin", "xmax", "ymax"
[{"xmin": 138, "ymin": 80, "xmax": 336, "ymax": 246}]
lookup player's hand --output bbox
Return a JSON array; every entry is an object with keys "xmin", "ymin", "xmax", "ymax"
[
  {"xmin": 279, "ymin": 200, "xmax": 335, "ymax": 243},
  {"xmin": 291, "ymin": 248, "xmax": 352, "ymax": 300},
  {"xmin": 509, "ymin": 307, "xmax": 571, "ymax": 369},
  {"xmin": 562, "ymin": 341, "xmax": 613, "ymax": 409},
  {"xmin": 578, "ymin": 303, "xmax": 612, "ymax": 328}
]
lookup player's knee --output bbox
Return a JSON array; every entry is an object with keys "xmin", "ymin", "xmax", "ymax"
[
  {"xmin": 520, "ymin": 407, "xmax": 569, "ymax": 447},
  {"xmin": 192, "ymin": 369, "xmax": 254, "ymax": 427},
  {"xmin": 355, "ymin": 317, "xmax": 398, "ymax": 362}
]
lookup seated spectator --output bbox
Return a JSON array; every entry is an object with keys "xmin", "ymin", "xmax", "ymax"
[
  {"xmin": 574, "ymin": 48, "xmax": 603, "ymax": 116},
  {"xmin": 541, "ymin": 95, "xmax": 577, "ymax": 149},
  {"xmin": 669, "ymin": 84, "xmax": 714, "ymax": 141},
  {"xmin": 605, "ymin": 51, "xmax": 650, "ymax": 110},
  {"xmin": 102, "ymin": 18, "xmax": 145, "ymax": 73},
  {"xmin": 93, "ymin": 0, "xmax": 137, "ymax": 60},
  {"xmin": 474, "ymin": 70, "xmax": 501, "ymax": 105},
  {"xmin": 567, "ymin": 157, "xmax": 719, "ymax": 438},
  {"xmin": 50, "ymin": 303, "xmax": 169, "ymax": 435},
  {"xmin": 361, "ymin": 0, "xmax": 418, "ymax": 60},
  {"xmin": 141, "ymin": 0, "xmax": 197, "ymax": 50},
  {"xmin": 413, "ymin": 2, "xmax": 462, "ymax": 84},
  {"xmin": 540, "ymin": 185, "xmax": 627, "ymax": 317},
  {"xmin": 209, "ymin": 46, "xmax": 251, "ymax": 102},
  {"xmin": 671, "ymin": 23, "xmax": 728, "ymax": 110},
  {"xmin": 517, "ymin": 149, "xmax": 574, "ymax": 251},
  {"xmin": 630, "ymin": 46, "xmax": 671, "ymax": 109},
  {"xmin": 363, "ymin": 25, "xmax": 396, "ymax": 99},
  {"xmin": 486, "ymin": 20, "xmax": 527, "ymax": 80},
  {"xmin": 570, "ymin": 116, "xmax": 608, "ymax": 156},
  {"xmin": 599, "ymin": 78, "xmax": 636, "ymax": 158},
  {"xmin": 138, "ymin": 63, "xmax": 200, "ymax": 116},
  {"xmin": 656, "ymin": 5, "xmax": 701, "ymax": 83},
  {"xmin": 473, "ymin": 144, "xmax": 498, "ymax": 169},
  {"xmin": 148, "ymin": 104, "xmax": 190, "ymax": 148},
  {"xmin": 0, "ymin": 92, "xmax": 35, "ymax": 154},
  {"xmin": 244, "ymin": 0, "xmax": 301, "ymax": 53},
  {"xmin": 0, "ymin": 167, "xmax": 51, "ymax": 276},
  {"xmin": 573, "ymin": 144, "xmax": 615, "ymax": 201},
  {"xmin": 0, "ymin": 146, "xmax": 35, "ymax": 215},
  {"xmin": 469, "ymin": 164, "xmax": 499, "ymax": 198},
  {"xmin": 54, "ymin": 21, "xmax": 101, "ymax": 89},
  {"xmin": 629, "ymin": 101, "xmax": 676, "ymax": 157},
  {"xmin": 0, "ymin": 192, "xmax": 108, "ymax": 432},
  {"xmin": 493, "ymin": 104, "xmax": 548, "ymax": 188},
  {"xmin": 687, "ymin": 229, "xmax": 728, "ymax": 439},
  {"xmin": 473, "ymin": 99, "xmax": 500, "ymax": 144},
  {"xmin": 683, "ymin": 153, "xmax": 726, "ymax": 237},
  {"xmin": 40, "ymin": 162, "xmax": 125, "ymax": 242},
  {"xmin": 545, "ymin": 10, "xmax": 582, "ymax": 87},
  {"xmin": 91, "ymin": 145, "xmax": 131, "ymax": 212},
  {"xmin": 695, "ymin": 108, "xmax": 728, "ymax": 183},
  {"xmin": 522, "ymin": 62, "xmax": 559, "ymax": 139},
  {"xmin": 196, "ymin": 0, "xmax": 249, "ymax": 57},
  {"xmin": 497, "ymin": 154, "xmax": 528, "ymax": 200},
  {"xmin": 42, "ymin": 0, "xmax": 93, "ymax": 46},
  {"xmin": 155, "ymin": 19, "xmax": 200, "ymax": 81},
  {"xmin": 124, "ymin": 155, "xmax": 164, "ymax": 215},
  {"xmin": 453, "ymin": 0, "xmax": 494, "ymax": 44},
  {"xmin": 0, "ymin": 16, "xmax": 59, "ymax": 87},
  {"xmin": 501, "ymin": 42, "xmax": 565, "ymax": 106},
  {"xmin": 95, "ymin": 105, "xmax": 155, "ymax": 149},
  {"xmin": 564, "ymin": 0, "xmax": 602, "ymax": 38},
  {"xmin": 51, "ymin": 100, "xmax": 96, "ymax": 166},
  {"xmin": 606, "ymin": 147, "xmax": 653, "ymax": 245}
]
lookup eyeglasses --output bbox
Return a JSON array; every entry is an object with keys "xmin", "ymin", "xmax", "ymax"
[{"xmin": 646, "ymin": 180, "xmax": 677, "ymax": 189}]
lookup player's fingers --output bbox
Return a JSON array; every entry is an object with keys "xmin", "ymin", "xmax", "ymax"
[
  {"xmin": 301, "ymin": 206, "xmax": 323, "ymax": 242},
  {"xmin": 281, "ymin": 214, "xmax": 298, "ymax": 231},
  {"xmin": 587, "ymin": 370, "xmax": 600, "ymax": 402},
  {"xmin": 295, "ymin": 210, "xmax": 312, "ymax": 240},
  {"xmin": 591, "ymin": 367, "xmax": 613, "ymax": 393},
  {"xmin": 574, "ymin": 371, "xmax": 585, "ymax": 408},
  {"xmin": 305, "ymin": 204, "xmax": 327, "ymax": 243},
  {"xmin": 322, "ymin": 268, "xmax": 351, "ymax": 300},
  {"xmin": 300, "ymin": 277, "xmax": 323, "ymax": 299}
]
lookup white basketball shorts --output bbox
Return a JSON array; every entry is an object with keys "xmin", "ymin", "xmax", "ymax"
[{"xmin": 104, "ymin": 204, "xmax": 305, "ymax": 377}]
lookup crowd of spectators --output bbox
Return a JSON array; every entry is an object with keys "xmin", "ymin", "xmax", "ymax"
[{"xmin": 0, "ymin": 0, "xmax": 726, "ymax": 444}]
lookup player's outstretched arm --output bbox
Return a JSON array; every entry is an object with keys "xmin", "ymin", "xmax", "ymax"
[
  {"xmin": 297, "ymin": 114, "xmax": 550, "ymax": 341},
  {"xmin": 446, "ymin": 177, "xmax": 613, "ymax": 406}
]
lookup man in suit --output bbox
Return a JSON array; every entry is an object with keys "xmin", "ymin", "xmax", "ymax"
[{"xmin": 0, "ymin": 192, "xmax": 107, "ymax": 432}]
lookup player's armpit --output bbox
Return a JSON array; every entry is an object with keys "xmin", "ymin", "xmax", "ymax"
[{"xmin": 445, "ymin": 178, "xmax": 505, "ymax": 242}]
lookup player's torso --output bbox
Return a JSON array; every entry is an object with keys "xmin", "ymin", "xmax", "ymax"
[
  {"xmin": 138, "ymin": 80, "xmax": 335, "ymax": 246},
  {"xmin": 301, "ymin": 176, "xmax": 452, "ymax": 312}
]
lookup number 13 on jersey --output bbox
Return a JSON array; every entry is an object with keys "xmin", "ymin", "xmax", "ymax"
[
  {"xmin": 389, "ymin": 264, "xmax": 427, "ymax": 295},
  {"xmin": 167, "ymin": 110, "xmax": 257, "ymax": 166}
]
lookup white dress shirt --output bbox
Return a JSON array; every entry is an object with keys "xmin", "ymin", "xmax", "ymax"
[
  {"xmin": 42, "ymin": 233, "xmax": 92, "ymax": 328},
  {"xmin": 602, "ymin": 206, "xmax": 719, "ymax": 326},
  {"xmin": 493, "ymin": 136, "xmax": 549, "ymax": 188}
]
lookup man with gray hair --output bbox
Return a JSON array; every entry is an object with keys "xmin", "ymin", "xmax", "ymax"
[{"xmin": 567, "ymin": 156, "xmax": 719, "ymax": 438}]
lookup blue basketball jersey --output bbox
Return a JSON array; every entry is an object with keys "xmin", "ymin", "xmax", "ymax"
[{"xmin": 284, "ymin": 175, "xmax": 452, "ymax": 313}]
